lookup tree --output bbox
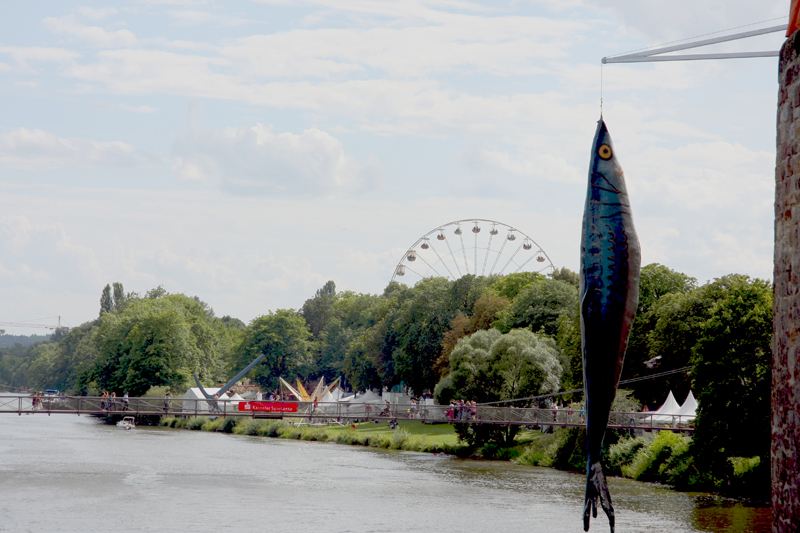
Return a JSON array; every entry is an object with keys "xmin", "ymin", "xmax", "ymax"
[
  {"xmin": 495, "ymin": 278, "xmax": 578, "ymax": 335},
  {"xmin": 99, "ymin": 284, "xmax": 113, "ymax": 315},
  {"xmin": 89, "ymin": 294, "xmax": 231, "ymax": 395},
  {"xmin": 439, "ymin": 328, "xmax": 562, "ymax": 446},
  {"xmin": 233, "ymin": 310, "xmax": 315, "ymax": 390},
  {"xmin": 689, "ymin": 275, "xmax": 771, "ymax": 494},
  {"xmin": 549, "ymin": 267, "xmax": 579, "ymax": 287},
  {"xmin": 391, "ymin": 277, "xmax": 455, "ymax": 395},
  {"xmin": 621, "ymin": 264, "xmax": 699, "ymax": 405},
  {"xmin": 112, "ymin": 282, "xmax": 126, "ymax": 311},
  {"xmin": 637, "ymin": 263, "xmax": 697, "ymax": 314},
  {"xmin": 435, "ymin": 293, "xmax": 510, "ymax": 377},
  {"xmin": 301, "ymin": 280, "xmax": 337, "ymax": 338},
  {"xmin": 488, "ymin": 272, "xmax": 544, "ymax": 300},
  {"xmin": 316, "ymin": 291, "xmax": 382, "ymax": 382}
]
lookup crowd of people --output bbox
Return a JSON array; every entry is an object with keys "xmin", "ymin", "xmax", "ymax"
[
  {"xmin": 99, "ymin": 391, "xmax": 130, "ymax": 412},
  {"xmin": 447, "ymin": 399, "xmax": 477, "ymax": 421}
]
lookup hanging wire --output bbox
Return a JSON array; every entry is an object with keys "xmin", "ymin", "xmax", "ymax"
[
  {"xmin": 477, "ymin": 366, "xmax": 694, "ymax": 406},
  {"xmin": 600, "ymin": 61, "xmax": 604, "ymax": 118}
]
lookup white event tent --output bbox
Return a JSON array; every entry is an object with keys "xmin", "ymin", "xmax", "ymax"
[{"xmin": 649, "ymin": 390, "xmax": 697, "ymax": 424}]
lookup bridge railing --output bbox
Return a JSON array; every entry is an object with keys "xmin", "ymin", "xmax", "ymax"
[{"xmin": 0, "ymin": 395, "xmax": 695, "ymax": 431}]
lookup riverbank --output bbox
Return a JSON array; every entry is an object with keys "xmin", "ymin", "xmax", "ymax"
[{"xmin": 153, "ymin": 414, "xmax": 768, "ymax": 502}]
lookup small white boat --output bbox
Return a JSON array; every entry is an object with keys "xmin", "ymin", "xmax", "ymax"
[{"xmin": 116, "ymin": 416, "xmax": 136, "ymax": 430}]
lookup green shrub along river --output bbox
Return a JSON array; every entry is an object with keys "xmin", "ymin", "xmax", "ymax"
[{"xmin": 153, "ymin": 415, "xmax": 768, "ymax": 501}]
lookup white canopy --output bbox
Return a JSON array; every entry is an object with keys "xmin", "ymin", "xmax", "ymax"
[
  {"xmin": 650, "ymin": 390, "xmax": 681, "ymax": 423},
  {"xmin": 181, "ymin": 388, "xmax": 230, "ymax": 413},
  {"xmin": 182, "ymin": 388, "xmax": 230, "ymax": 401},
  {"xmin": 346, "ymin": 390, "xmax": 382, "ymax": 404},
  {"xmin": 678, "ymin": 390, "xmax": 697, "ymax": 419}
]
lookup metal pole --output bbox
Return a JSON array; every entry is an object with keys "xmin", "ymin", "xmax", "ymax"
[{"xmin": 603, "ymin": 24, "xmax": 786, "ymax": 64}]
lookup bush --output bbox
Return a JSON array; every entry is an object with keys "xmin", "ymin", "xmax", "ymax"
[
  {"xmin": 186, "ymin": 416, "xmax": 208, "ymax": 430},
  {"xmin": 391, "ymin": 428, "xmax": 410, "ymax": 449},
  {"xmin": 202, "ymin": 417, "xmax": 237, "ymax": 433},
  {"xmin": 260, "ymin": 420, "xmax": 289, "ymax": 437},
  {"xmin": 623, "ymin": 431, "xmax": 690, "ymax": 482},
  {"xmin": 542, "ymin": 427, "xmax": 587, "ymax": 471},
  {"xmin": 479, "ymin": 443, "xmax": 520, "ymax": 460},
  {"xmin": 607, "ymin": 434, "xmax": 652, "ymax": 476}
]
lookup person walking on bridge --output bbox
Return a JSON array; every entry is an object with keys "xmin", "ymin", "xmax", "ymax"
[
  {"xmin": 164, "ymin": 392, "xmax": 171, "ymax": 415},
  {"xmin": 122, "ymin": 392, "xmax": 129, "ymax": 411}
]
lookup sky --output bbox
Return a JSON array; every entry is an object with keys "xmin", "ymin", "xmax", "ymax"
[{"xmin": 0, "ymin": 0, "xmax": 789, "ymax": 334}]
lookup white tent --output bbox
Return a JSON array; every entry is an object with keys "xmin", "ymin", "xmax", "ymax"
[
  {"xmin": 678, "ymin": 390, "xmax": 698, "ymax": 421},
  {"xmin": 346, "ymin": 390, "xmax": 382, "ymax": 404},
  {"xmin": 181, "ymin": 388, "xmax": 230, "ymax": 413},
  {"xmin": 650, "ymin": 390, "xmax": 681, "ymax": 424},
  {"xmin": 228, "ymin": 393, "xmax": 245, "ymax": 405}
]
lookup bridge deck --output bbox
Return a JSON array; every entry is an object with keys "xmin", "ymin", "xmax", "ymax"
[{"xmin": 0, "ymin": 395, "xmax": 694, "ymax": 433}]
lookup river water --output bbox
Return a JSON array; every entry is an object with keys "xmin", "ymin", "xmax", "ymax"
[{"xmin": 0, "ymin": 413, "xmax": 770, "ymax": 533}]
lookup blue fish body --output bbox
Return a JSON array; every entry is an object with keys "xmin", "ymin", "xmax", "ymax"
[{"xmin": 580, "ymin": 119, "xmax": 640, "ymax": 532}]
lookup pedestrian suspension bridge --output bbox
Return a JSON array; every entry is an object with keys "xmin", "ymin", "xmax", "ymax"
[{"xmin": 0, "ymin": 393, "xmax": 694, "ymax": 433}]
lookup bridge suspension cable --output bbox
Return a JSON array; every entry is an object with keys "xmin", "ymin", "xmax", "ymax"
[{"xmin": 477, "ymin": 366, "xmax": 694, "ymax": 406}]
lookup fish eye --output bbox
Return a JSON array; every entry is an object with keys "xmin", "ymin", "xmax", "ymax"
[{"xmin": 598, "ymin": 144, "xmax": 612, "ymax": 160}]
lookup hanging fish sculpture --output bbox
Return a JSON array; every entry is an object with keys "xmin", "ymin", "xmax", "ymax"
[{"xmin": 580, "ymin": 119, "xmax": 640, "ymax": 532}]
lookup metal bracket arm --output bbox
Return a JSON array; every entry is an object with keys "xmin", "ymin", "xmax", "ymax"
[{"xmin": 603, "ymin": 24, "xmax": 786, "ymax": 64}]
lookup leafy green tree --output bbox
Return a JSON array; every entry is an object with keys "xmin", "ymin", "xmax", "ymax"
[
  {"xmin": 495, "ymin": 278, "xmax": 578, "ymax": 335},
  {"xmin": 621, "ymin": 264, "xmax": 699, "ymax": 405},
  {"xmin": 549, "ymin": 267, "xmax": 579, "ymax": 287},
  {"xmin": 317, "ymin": 291, "xmax": 382, "ymax": 382},
  {"xmin": 301, "ymin": 280, "xmax": 337, "ymax": 338},
  {"xmin": 438, "ymin": 328, "xmax": 562, "ymax": 446},
  {"xmin": 689, "ymin": 275, "xmax": 771, "ymax": 494},
  {"xmin": 112, "ymin": 282, "xmax": 126, "ymax": 311},
  {"xmin": 341, "ymin": 333, "xmax": 382, "ymax": 391},
  {"xmin": 220, "ymin": 315, "xmax": 246, "ymax": 330},
  {"xmin": 50, "ymin": 321, "xmax": 101, "ymax": 393},
  {"xmin": 488, "ymin": 272, "xmax": 544, "ymax": 300},
  {"xmin": 233, "ymin": 309, "xmax": 315, "ymax": 390},
  {"xmin": 391, "ymin": 277, "xmax": 455, "ymax": 394},
  {"xmin": 99, "ymin": 284, "xmax": 113, "ymax": 315},
  {"xmin": 555, "ymin": 304, "xmax": 582, "ymax": 393},
  {"xmin": 637, "ymin": 263, "xmax": 697, "ymax": 314},
  {"xmin": 436, "ymin": 293, "xmax": 510, "ymax": 377},
  {"xmin": 89, "ymin": 294, "xmax": 230, "ymax": 395},
  {"xmin": 145, "ymin": 285, "xmax": 167, "ymax": 299}
]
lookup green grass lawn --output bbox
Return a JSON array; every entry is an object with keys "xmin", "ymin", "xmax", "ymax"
[{"xmin": 324, "ymin": 420, "xmax": 461, "ymax": 447}]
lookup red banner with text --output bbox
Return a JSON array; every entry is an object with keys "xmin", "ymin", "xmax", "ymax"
[{"xmin": 238, "ymin": 401, "xmax": 298, "ymax": 413}]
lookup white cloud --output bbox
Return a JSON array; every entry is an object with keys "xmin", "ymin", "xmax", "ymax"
[
  {"xmin": 167, "ymin": 9, "xmax": 214, "ymax": 25},
  {"xmin": 0, "ymin": 46, "xmax": 80, "ymax": 74},
  {"xmin": 0, "ymin": 215, "xmax": 102, "ymax": 291},
  {"xmin": 0, "ymin": 128, "xmax": 154, "ymax": 170},
  {"xmin": 42, "ymin": 15, "xmax": 138, "ymax": 48},
  {"xmin": 167, "ymin": 9, "xmax": 253, "ymax": 26},
  {"xmin": 220, "ymin": 17, "xmax": 584, "ymax": 80},
  {"xmin": 588, "ymin": 0, "xmax": 787, "ymax": 43},
  {"xmin": 171, "ymin": 123, "xmax": 384, "ymax": 194},
  {"xmin": 459, "ymin": 147, "xmax": 583, "ymax": 184},
  {"xmin": 76, "ymin": 7, "xmax": 118, "ymax": 21},
  {"xmin": 628, "ymin": 141, "xmax": 774, "ymax": 212}
]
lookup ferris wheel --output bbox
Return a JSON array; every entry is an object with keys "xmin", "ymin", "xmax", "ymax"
[{"xmin": 391, "ymin": 219, "xmax": 556, "ymax": 283}]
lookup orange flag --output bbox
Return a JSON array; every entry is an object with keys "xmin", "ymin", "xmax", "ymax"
[{"xmin": 790, "ymin": 0, "xmax": 800, "ymax": 36}]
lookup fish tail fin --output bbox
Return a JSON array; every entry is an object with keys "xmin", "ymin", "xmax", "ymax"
[{"xmin": 583, "ymin": 460, "xmax": 615, "ymax": 532}]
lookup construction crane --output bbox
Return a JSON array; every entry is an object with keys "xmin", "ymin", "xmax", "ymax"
[{"xmin": 0, "ymin": 316, "xmax": 69, "ymax": 334}]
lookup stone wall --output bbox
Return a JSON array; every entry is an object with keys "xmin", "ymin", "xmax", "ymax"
[{"xmin": 774, "ymin": 30, "xmax": 800, "ymax": 533}]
